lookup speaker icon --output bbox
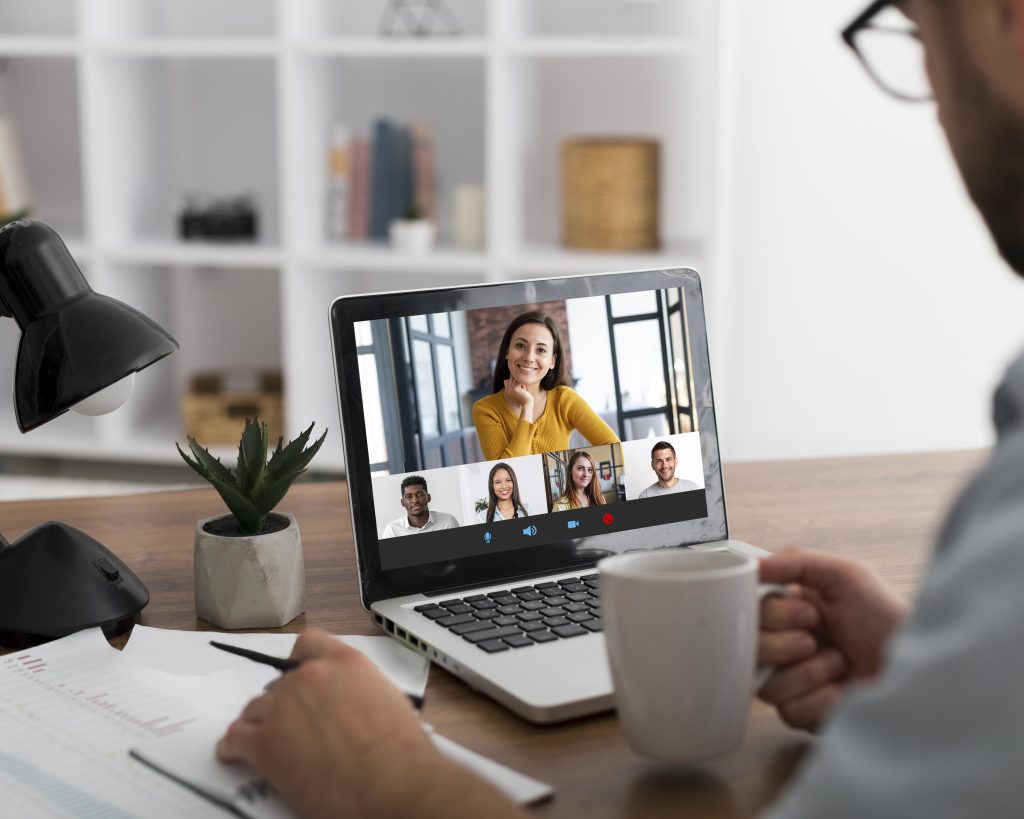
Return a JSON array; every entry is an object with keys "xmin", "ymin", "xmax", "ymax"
[{"xmin": 522, "ymin": 525, "xmax": 538, "ymax": 537}]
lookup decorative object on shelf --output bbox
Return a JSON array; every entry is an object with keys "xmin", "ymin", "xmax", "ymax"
[
  {"xmin": 178, "ymin": 194, "xmax": 259, "ymax": 242},
  {"xmin": 0, "ymin": 219, "xmax": 179, "ymax": 647},
  {"xmin": 325, "ymin": 124, "xmax": 351, "ymax": 241},
  {"xmin": 379, "ymin": 0, "xmax": 463, "ymax": 37},
  {"xmin": 178, "ymin": 416, "xmax": 327, "ymax": 629},
  {"xmin": 562, "ymin": 138, "xmax": 661, "ymax": 251},
  {"xmin": 0, "ymin": 117, "xmax": 32, "ymax": 228},
  {"xmin": 454, "ymin": 183, "xmax": 485, "ymax": 249},
  {"xmin": 389, "ymin": 204, "xmax": 437, "ymax": 253},
  {"xmin": 182, "ymin": 369, "xmax": 284, "ymax": 445}
]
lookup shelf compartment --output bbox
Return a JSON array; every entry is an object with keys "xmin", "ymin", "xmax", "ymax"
[
  {"xmin": 284, "ymin": 0, "xmax": 486, "ymax": 40},
  {"xmin": 0, "ymin": 0, "xmax": 76, "ymax": 37},
  {"xmin": 100, "ymin": 263, "xmax": 283, "ymax": 457},
  {"xmin": 283, "ymin": 55, "xmax": 485, "ymax": 254},
  {"xmin": 83, "ymin": 0, "xmax": 275, "ymax": 41},
  {"xmin": 0, "ymin": 57, "xmax": 85, "ymax": 238},
  {"xmin": 509, "ymin": 56, "xmax": 712, "ymax": 258},
  {"xmin": 87, "ymin": 56, "xmax": 279, "ymax": 247}
]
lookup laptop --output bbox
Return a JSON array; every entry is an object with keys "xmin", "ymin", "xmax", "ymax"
[{"xmin": 329, "ymin": 268, "xmax": 765, "ymax": 724}]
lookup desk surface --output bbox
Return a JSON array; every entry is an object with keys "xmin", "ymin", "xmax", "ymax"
[{"xmin": 0, "ymin": 450, "xmax": 984, "ymax": 818}]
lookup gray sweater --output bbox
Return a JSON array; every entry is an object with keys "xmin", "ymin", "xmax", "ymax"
[{"xmin": 764, "ymin": 350, "xmax": 1024, "ymax": 818}]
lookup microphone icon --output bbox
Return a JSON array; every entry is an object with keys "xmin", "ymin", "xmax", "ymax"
[{"xmin": 484, "ymin": 531, "xmax": 492, "ymax": 544}]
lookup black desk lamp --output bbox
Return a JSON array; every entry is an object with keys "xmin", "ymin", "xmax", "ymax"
[{"xmin": 0, "ymin": 220, "xmax": 179, "ymax": 648}]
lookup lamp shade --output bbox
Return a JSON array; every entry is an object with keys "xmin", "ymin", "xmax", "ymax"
[{"xmin": 0, "ymin": 220, "xmax": 178, "ymax": 432}]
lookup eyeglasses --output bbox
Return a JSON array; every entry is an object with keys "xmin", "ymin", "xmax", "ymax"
[{"xmin": 842, "ymin": 0, "xmax": 931, "ymax": 102}]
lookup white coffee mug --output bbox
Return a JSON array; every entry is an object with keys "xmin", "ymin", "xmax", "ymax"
[{"xmin": 599, "ymin": 547, "xmax": 780, "ymax": 763}]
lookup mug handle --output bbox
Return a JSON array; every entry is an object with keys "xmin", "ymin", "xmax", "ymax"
[{"xmin": 753, "ymin": 582, "xmax": 790, "ymax": 692}]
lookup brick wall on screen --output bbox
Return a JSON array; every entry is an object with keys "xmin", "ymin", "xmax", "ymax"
[{"xmin": 465, "ymin": 301, "xmax": 573, "ymax": 394}]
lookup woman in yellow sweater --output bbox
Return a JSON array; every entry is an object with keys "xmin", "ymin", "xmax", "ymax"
[{"xmin": 472, "ymin": 311, "xmax": 620, "ymax": 460}]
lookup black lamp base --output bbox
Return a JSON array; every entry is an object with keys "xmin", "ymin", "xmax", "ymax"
[{"xmin": 0, "ymin": 521, "xmax": 149, "ymax": 648}]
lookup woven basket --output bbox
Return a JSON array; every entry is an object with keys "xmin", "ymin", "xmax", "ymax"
[{"xmin": 562, "ymin": 138, "xmax": 660, "ymax": 251}]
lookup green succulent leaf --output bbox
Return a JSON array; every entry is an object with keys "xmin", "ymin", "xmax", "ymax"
[
  {"xmin": 177, "ymin": 439, "xmax": 237, "ymax": 490},
  {"xmin": 266, "ymin": 423, "xmax": 325, "ymax": 482},
  {"xmin": 177, "ymin": 417, "xmax": 326, "ymax": 535},
  {"xmin": 236, "ymin": 417, "xmax": 269, "ymax": 495}
]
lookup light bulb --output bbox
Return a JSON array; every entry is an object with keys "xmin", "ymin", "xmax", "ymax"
[{"xmin": 71, "ymin": 373, "xmax": 136, "ymax": 416}]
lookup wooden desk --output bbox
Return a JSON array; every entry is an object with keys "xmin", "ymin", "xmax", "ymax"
[{"xmin": 0, "ymin": 450, "xmax": 984, "ymax": 818}]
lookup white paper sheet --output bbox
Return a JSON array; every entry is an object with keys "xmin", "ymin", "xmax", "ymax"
[
  {"xmin": 0, "ymin": 628, "xmax": 550, "ymax": 818},
  {"xmin": 0, "ymin": 629, "xmax": 228, "ymax": 818},
  {"xmin": 121, "ymin": 626, "xmax": 430, "ymax": 702}
]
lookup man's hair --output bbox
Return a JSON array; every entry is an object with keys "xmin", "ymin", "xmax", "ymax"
[
  {"xmin": 650, "ymin": 441, "xmax": 676, "ymax": 459},
  {"xmin": 400, "ymin": 475, "xmax": 427, "ymax": 495}
]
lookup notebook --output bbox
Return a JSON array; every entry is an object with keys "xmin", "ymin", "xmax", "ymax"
[{"xmin": 330, "ymin": 268, "xmax": 765, "ymax": 723}]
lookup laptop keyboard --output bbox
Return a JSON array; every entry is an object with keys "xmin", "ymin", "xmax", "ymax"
[{"xmin": 414, "ymin": 574, "xmax": 602, "ymax": 653}]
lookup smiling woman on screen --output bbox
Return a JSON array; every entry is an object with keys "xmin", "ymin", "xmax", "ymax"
[
  {"xmin": 551, "ymin": 450, "xmax": 606, "ymax": 511},
  {"xmin": 477, "ymin": 462, "xmax": 529, "ymax": 523},
  {"xmin": 472, "ymin": 312, "xmax": 619, "ymax": 460}
]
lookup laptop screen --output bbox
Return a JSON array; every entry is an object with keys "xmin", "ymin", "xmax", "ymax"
[{"xmin": 331, "ymin": 269, "xmax": 728, "ymax": 604}]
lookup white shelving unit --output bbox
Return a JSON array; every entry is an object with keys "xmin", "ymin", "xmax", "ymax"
[{"xmin": 0, "ymin": 0, "xmax": 726, "ymax": 472}]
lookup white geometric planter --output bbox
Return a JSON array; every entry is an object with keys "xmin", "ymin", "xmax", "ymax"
[{"xmin": 194, "ymin": 512, "xmax": 306, "ymax": 629}]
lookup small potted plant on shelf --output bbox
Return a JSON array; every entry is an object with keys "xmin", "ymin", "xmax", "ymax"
[
  {"xmin": 178, "ymin": 417, "xmax": 327, "ymax": 629},
  {"xmin": 389, "ymin": 204, "xmax": 436, "ymax": 253}
]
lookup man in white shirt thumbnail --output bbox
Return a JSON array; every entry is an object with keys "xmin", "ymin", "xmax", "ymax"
[
  {"xmin": 380, "ymin": 475, "xmax": 461, "ymax": 538},
  {"xmin": 638, "ymin": 440, "xmax": 699, "ymax": 498}
]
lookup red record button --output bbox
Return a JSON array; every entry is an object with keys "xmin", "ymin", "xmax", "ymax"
[{"xmin": 602, "ymin": 513, "xmax": 614, "ymax": 525}]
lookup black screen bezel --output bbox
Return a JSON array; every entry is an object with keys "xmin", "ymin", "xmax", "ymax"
[{"xmin": 329, "ymin": 268, "xmax": 730, "ymax": 606}]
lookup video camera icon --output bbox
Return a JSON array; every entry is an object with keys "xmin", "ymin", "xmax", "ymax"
[
  {"xmin": 567, "ymin": 520, "xmax": 581, "ymax": 529},
  {"xmin": 522, "ymin": 525, "xmax": 538, "ymax": 537}
]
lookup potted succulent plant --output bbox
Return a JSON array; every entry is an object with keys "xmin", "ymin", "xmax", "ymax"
[{"xmin": 178, "ymin": 417, "xmax": 327, "ymax": 629}]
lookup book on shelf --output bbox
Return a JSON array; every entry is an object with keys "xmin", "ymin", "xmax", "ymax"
[
  {"xmin": 346, "ymin": 138, "xmax": 371, "ymax": 240},
  {"xmin": 411, "ymin": 120, "xmax": 437, "ymax": 224},
  {"xmin": 325, "ymin": 124, "xmax": 351, "ymax": 242},
  {"xmin": 369, "ymin": 119, "xmax": 394, "ymax": 239}
]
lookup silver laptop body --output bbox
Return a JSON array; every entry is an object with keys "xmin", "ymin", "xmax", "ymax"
[{"xmin": 330, "ymin": 268, "xmax": 754, "ymax": 724}]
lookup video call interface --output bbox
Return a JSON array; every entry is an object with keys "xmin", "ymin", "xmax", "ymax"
[{"xmin": 355, "ymin": 285, "xmax": 708, "ymax": 571}]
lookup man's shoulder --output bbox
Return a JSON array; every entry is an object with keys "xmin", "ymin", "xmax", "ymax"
[
  {"xmin": 638, "ymin": 483, "xmax": 658, "ymax": 498},
  {"xmin": 432, "ymin": 511, "xmax": 461, "ymax": 527}
]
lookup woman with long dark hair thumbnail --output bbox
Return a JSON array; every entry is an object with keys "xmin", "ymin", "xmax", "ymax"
[
  {"xmin": 477, "ymin": 462, "xmax": 529, "ymax": 523},
  {"xmin": 472, "ymin": 311, "xmax": 619, "ymax": 460},
  {"xmin": 552, "ymin": 450, "xmax": 606, "ymax": 511}
]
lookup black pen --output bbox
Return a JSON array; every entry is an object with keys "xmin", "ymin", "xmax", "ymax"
[{"xmin": 209, "ymin": 640, "xmax": 424, "ymax": 708}]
